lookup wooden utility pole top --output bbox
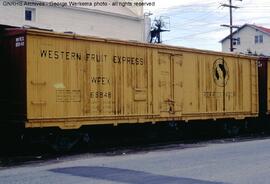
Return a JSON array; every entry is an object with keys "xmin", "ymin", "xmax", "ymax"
[{"xmin": 221, "ymin": 0, "xmax": 242, "ymax": 52}]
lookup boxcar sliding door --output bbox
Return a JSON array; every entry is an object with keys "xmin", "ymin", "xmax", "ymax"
[{"xmin": 158, "ymin": 52, "xmax": 183, "ymax": 117}]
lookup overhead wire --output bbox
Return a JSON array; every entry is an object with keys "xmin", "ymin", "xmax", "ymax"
[
  {"xmin": 163, "ymin": 28, "xmax": 227, "ymax": 42},
  {"xmin": 148, "ymin": 0, "xmax": 270, "ymax": 49}
]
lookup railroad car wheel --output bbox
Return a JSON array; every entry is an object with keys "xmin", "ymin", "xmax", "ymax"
[
  {"xmin": 49, "ymin": 132, "xmax": 85, "ymax": 152},
  {"xmin": 223, "ymin": 122, "xmax": 241, "ymax": 137}
]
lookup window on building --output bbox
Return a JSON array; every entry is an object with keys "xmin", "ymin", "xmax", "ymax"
[
  {"xmin": 233, "ymin": 37, "xmax": 240, "ymax": 45},
  {"xmin": 255, "ymin": 35, "xmax": 263, "ymax": 44},
  {"xmin": 259, "ymin": 35, "xmax": 263, "ymax": 43},
  {"xmin": 25, "ymin": 8, "xmax": 36, "ymax": 21}
]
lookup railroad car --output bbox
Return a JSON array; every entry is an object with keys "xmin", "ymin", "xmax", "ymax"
[
  {"xmin": 257, "ymin": 57, "xmax": 270, "ymax": 118},
  {"xmin": 0, "ymin": 28, "xmax": 265, "ymax": 150}
]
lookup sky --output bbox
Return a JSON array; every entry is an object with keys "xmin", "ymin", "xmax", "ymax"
[{"xmin": 144, "ymin": 0, "xmax": 270, "ymax": 51}]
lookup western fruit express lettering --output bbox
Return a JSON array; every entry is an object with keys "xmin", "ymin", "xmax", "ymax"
[{"xmin": 40, "ymin": 49, "xmax": 144, "ymax": 65}]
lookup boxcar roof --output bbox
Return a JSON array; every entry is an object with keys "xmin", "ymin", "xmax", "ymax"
[{"xmin": 5, "ymin": 28, "xmax": 261, "ymax": 60}]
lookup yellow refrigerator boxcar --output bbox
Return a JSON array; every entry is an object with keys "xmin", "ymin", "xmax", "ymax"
[{"xmin": 0, "ymin": 29, "xmax": 259, "ymax": 130}]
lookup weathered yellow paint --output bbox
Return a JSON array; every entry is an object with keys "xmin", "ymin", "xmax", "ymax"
[{"xmin": 23, "ymin": 29, "xmax": 259, "ymax": 129}]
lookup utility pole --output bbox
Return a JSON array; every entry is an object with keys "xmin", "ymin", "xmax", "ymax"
[{"xmin": 221, "ymin": 0, "xmax": 242, "ymax": 52}]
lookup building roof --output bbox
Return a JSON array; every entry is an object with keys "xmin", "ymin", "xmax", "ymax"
[
  {"xmin": 220, "ymin": 24, "xmax": 270, "ymax": 43},
  {"xmin": 255, "ymin": 25, "xmax": 270, "ymax": 34}
]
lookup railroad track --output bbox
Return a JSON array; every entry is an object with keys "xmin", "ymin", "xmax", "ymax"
[{"xmin": 1, "ymin": 130, "xmax": 269, "ymax": 168}]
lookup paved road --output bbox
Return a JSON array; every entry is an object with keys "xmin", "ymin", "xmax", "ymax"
[{"xmin": 1, "ymin": 138, "xmax": 270, "ymax": 184}]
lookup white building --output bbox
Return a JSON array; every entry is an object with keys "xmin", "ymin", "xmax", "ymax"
[
  {"xmin": 221, "ymin": 24, "xmax": 270, "ymax": 56},
  {"xmin": 0, "ymin": 0, "xmax": 151, "ymax": 42}
]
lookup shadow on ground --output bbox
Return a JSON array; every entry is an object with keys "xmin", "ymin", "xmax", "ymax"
[{"xmin": 51, "ymin": 166, "xmax": 228, "ymax": 184}]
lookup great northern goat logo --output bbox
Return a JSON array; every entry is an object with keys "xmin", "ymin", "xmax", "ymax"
[{"xmin": 213, "ymin": 58, "xmax": 229, "ymax": 87}]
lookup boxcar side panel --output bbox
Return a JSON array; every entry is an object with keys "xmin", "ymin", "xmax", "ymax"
[
  {"xmin": 181, "ymin": 53, "xmax": 225, "ymax": 118},
  {"xmin": 26, "ymin": 34, "xmax": 155, "ymax": 128},
  {"xmin": 24, "ymin": 30, "xmax": 259, "ymax": 129},
  {"xmin": 223, "ymin": 56, "xmax": 258, "ymax": 117}
]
